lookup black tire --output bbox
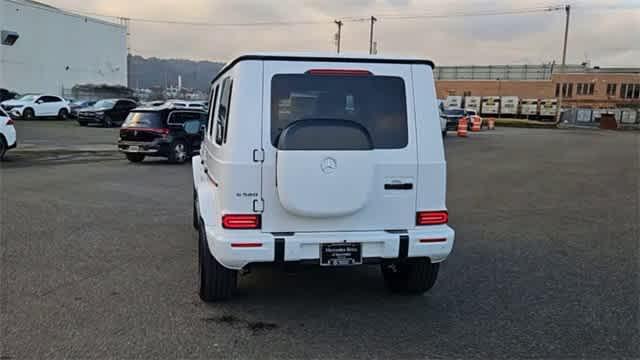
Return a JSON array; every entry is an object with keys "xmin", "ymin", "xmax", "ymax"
[
  {"xmin": 199, "ymin": 221, "xmax": 237, "ymax": 301},
  {"xmin": 103, "ymin": 116, "xmax": 113, "ymax": 128},
  {"xmin": 442, "ymin": 130, "xmax": 447, "ymax": 137},
  {"xmin": 192, "ymin": 187, "xmax": 199, "ymax": 230},
  {"xmin": 168, "ymin": 140, "xmax": 188, "ymax": 164},
  {"xmin": 22, "ymin": 108, "xmax": 35, "ymax": 120},
  {"xmin": 58, "ymin": 108, "xmax": 69, "ymax": 120},
  {"xmin": 0, "ymin": 136, "xmax": 7, "ymax": 161},
  {"xmin": 125, "ymin": 153, "xmax": 145, "ymax": 163},
  {"xmin": 78, "ymin": 121, "xmax": 88, "ymax": 126},
  {"xmin": 382, "ymin": 258, "xmax": 439, "ymax": 294}
]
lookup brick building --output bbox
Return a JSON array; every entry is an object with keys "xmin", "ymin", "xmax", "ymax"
[{"xmin": 434, "ymin": 65, "xmax": 640, "ymax": 109}]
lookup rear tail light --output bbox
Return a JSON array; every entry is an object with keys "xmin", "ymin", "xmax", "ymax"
[
  {"xmin": 230, "ymin": 243, "xmax": 263, "ymax": 248},
  {"xmin": 416, "ymin": 211, "xmax": 448, "ymax": 225},
  {"xmin": 222, "ymin": 214, "xmax": 261, "ymax": 229},
  {"xmin": 6, "ymin": 119, "xmax": 14, "ymax": 125}
]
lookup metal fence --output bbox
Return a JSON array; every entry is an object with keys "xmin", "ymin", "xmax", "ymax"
[
  {"xmin": 433, "ymin": 64, "xmax": 588, "ymax": 80},
  {"xmin": 561, "ymin": 108, "xmax": 640, "ymax": 127}
]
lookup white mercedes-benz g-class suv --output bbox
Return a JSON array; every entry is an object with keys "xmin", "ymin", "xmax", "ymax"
[{"xmin": 192, "ymin": 53, "xmax": 454, "ymax": 301}]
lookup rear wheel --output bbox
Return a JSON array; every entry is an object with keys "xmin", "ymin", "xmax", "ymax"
[
  {"xmin": 199, "ymin": 221, "xmax": 237, "ymax": 301},
  {"xmin": 78, "ymin": 121, "xmax": 87, "ymax": 126},
  {"xmin": 125, "ymin": 153, "xmax": 145, "ymax": 163},
  {"xmin": 442, "ymin": 130, "xmax": 447, "ymax": 137},
  {"xmin": 58, "ymin": 108, "xmax": 69, "ymax": 120},
  {"xmin": 382, "ymin": 258, "xmax": 439, "ymax": 294},
  {"xmin": 192, "ymin": 187, "xmax": 199, "ymax": 230},
  {"xmin": 168, "ymin": 140, "xmax": 188, "ymax": 164},
  {"xmin": 23, "ymin": 108, "xmax": 35, "ymax": 120},
  {"xmin": 103, "ymin": 116, "xmax": 113, "ymax": 128},
  {"xmin": 0, "ymin": 136, "xmax": 7, "ymax": 161}
]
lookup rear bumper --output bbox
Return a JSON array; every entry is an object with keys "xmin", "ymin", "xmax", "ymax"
[
  {"xmin": 118, "ymin": 140, "xmax": 169, "ymax": 155},
  {"xmin": 204, "ymin": 226, "xmax": 455, "ymax": 270}
]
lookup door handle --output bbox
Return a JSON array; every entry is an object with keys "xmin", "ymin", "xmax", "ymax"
[{"xmin": 384, "ymin": 183, "xmax": 413, "ymax": 190}]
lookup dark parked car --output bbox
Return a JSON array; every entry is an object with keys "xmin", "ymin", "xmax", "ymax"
[
  {"xmin": 77, "ymin": 99, "xmax": 138, "ymax": 127},
  {"xmin": 117, "ymin": 105, "xmax": 206, "ymax": 164},
  {"xmin": 0, "ymin": 89, "xmax": 18, "ymax": 103},
  {"xmin": 69, "ymin": 100, "xmax": 96, "ymax": 118}
]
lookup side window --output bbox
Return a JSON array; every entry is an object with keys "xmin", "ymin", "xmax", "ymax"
[
  {"xmin": 208, "ymin": 85, "xmax": 220, "ymax": 139},
  {"xmin": 215, "ymin": 78, "xmax": 233, "ymax": 146},
  {"xmin": 168, "ymin": 111, "xmax": 205, "ymax": 126}
]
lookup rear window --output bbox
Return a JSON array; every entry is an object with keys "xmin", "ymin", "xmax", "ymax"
[
  {"xmin": 271, "ymin": 74, "xmax": 408, "ymax": 149},
  {"xmin": 122, "ymin": 112, "xmax": 165, "ymax": 129},
  {"xmin": 444, "ymin": 109, "xmax": 465, "ymax": 116}
]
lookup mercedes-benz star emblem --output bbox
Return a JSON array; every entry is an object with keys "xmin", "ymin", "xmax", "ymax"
[
  {"xmin": 320, "ymin": 157, "xmax": 337, "ymax": 174},
  {"xmin": 133, "ymin": 130, "xmax": 138, "ymax": 136}
]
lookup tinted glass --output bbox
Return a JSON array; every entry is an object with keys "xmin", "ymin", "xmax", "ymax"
[
  {"xmin": 94, "ymin": 100, "xmax": 115, "ymax": 108},
  {"xmin": 444, "ymin": 109, "xmax": 465, "ymax": 116},
  {"xmin": 122, "ymin": 112, "xmax": 164, "ymax": 128},
  {"xmin": 168, "ymin": 111, "xmax": 206, "ymax": 125},
  {"xmin": 271, "ymin": 74, "xmax": 407, "ymax": 149},
  {"xmin": 18, "ymin": 95, "xmax": 38, "ymax": 102}
]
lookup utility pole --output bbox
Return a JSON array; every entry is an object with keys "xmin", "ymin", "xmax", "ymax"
[
  {"xmin": 555, "ymin": 4, "xmax": 570, "ymax": 123},
  {"xmin": 121, "ymin": 17, "xmax": 132, "ymax": 88},
  {"xmin": 369, "ymin": 16, "xmax": 377, "ymax": 55},
  {"xmin": 334, "ymin": 20, "xmax": 343, "ymax": 53}
]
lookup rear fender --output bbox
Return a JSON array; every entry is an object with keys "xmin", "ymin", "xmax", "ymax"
[{"xmin": 192, "ymin": 155, "xmax": 218, "ymax": 229}]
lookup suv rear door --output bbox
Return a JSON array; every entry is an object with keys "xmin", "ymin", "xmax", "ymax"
[{"xmin": 260, "ymin": 60, "xmax": 418, "ymax": 233}]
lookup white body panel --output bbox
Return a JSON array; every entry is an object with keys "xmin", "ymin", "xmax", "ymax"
[
  {"xmin": 0, "ymin": 109, "xmax": 17, "ymax": 147},
  {"xmin": 445, "ymin": 96, "xmax": 462, "ymax": 109},
  {"xmin": 500, "ymin": 96, "xmax": 519, "ymax": 115},
  {"xmin": 464, "ymin": 96, "xmax": 481, "ymax": 113},
  {"xmin": 520, "ymin": 98, "xmax": 539, "ymax": 116},
  {"xmin": 193, "ymin": 53, "xmax": 454, "ymax": 270},
  {"xmin": 481, "ymin": 96, "xmax": 500, "ymax": 115},
  {"xmin": 0, "ymin": 0, "xmax": 127, "ymax": 95},
  {"xmin": 1, "ymin": 95, "xmax": 69, "ymax": 118},
  {"xmin": 539, "ymin": 99, "xmax": 558, "ymax": 117}
]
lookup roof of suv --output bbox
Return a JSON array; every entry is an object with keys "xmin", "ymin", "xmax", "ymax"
[{"xmin": 212, "ymin": 52, "xmax": 435, "ymax": 83}]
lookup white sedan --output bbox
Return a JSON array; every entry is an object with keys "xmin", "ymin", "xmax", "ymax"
[
  {"xmin": 1, "ymin": 94, "xmax": 70, "ymax": 120},
  {"xmin": 0, "ymin": 107, "xmax": 17, "ymax": 160}
]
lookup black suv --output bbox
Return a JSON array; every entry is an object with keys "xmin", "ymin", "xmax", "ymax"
[
  {"xmin": 117, "ymin": 106, "xmax": 207, "ymax": 164},
  {"xmin": 77, "ymin": 99, "xmax": 138, "ymax": 127}
]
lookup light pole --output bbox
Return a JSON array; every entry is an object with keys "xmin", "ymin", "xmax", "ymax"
[
  {"xmin": 369, "ymin": 16, "xmax": 377, "ymax": 55},
  {"xmin": 555, "ymin": 5, "xmax": 571, "ymax": 123},
  {"xmin": 334, "ymin": 20, "xmax": 343, "ymax": 53}
]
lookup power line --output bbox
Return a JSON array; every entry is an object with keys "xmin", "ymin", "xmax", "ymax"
[{"xmin": 44, "ymin": 2, "xmax": 573, "ymax": 28}]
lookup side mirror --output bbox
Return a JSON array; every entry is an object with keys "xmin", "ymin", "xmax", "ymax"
[
  {"xmin": 36, "ymin": 100, "xmax": 43, "ymax": 104},
  {"xmin": 183, "ymin": 120, "xmax": 201, "ymax": 135}
]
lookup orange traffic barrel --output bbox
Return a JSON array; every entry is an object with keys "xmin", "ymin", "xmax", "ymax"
[
  {"xmin": 457, "ymin": 117, "xmax": 468, "ymax": 137},
  {"xmin": 488, "ymin": 118, "xmax": 496, "ymax": 130},
  {"xmin": 471, "ymin": 116, "xmax": 482, "ymax": 132}
]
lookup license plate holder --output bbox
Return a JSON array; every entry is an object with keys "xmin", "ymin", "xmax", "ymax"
[{"xmin": 320, "ymin": 242, "xmax": 362, "ymax": 266}]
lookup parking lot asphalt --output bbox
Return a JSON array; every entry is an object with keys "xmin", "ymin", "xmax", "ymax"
[{"xmin": 1, "ymin": 124, "xmax": 639, "ymax": 359}]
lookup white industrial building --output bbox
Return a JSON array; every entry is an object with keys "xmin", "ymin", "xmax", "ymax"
[{"xmin": 0, "ymin": 0, "xmax": 127, "ymax": 95}]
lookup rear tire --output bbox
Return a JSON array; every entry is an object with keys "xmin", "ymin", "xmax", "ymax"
[
  {"xmin": 442, "ymin": 130, "xmax": 447, "ymax": 137},
  {"xmin": 23, "ymin": 108, "xmax": 35, "ymax": 120},
  {"xmin": 58, "ymin": 108, "xmax": 69, "ymax": 120},
  {"xmin": 125, "ymin": 153, "xmax": 145, "ymax": 163},
  {"xmin": 0, "ymin": 136, "xmax": 7, "ymax": 161},
  {"xmin": 199, "ymin": 222, "xmax": 237, "ymax": 301},
  {"xmin": 382, "ymin": 258, "xmax": 439, "ymax": 294},
  {"xmin": 103, "ymin": 116, "xmax": 113, "ymax": 128},
  {"xmin": 78, "ymin": 121, "xmax": 87, "ymax": 126},
  {"xmin": 192, "ymin": 187, "xmax": 199, "ymax": 230},
  {"xmin": 168, "ymin": 140, "xmax": 188, "ymax": 164}
]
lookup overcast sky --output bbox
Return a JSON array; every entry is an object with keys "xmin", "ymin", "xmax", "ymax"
[{"xmin": 46, "ymin": 0, "xmax": 640, "ymax": 66}]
